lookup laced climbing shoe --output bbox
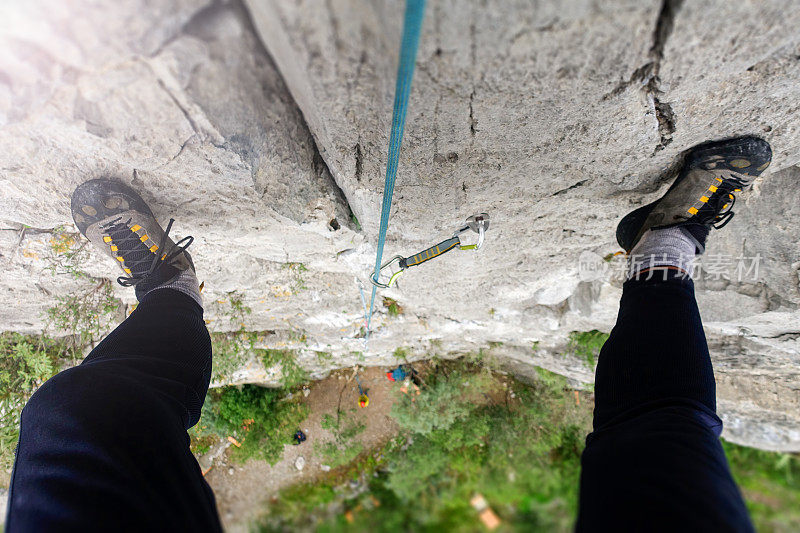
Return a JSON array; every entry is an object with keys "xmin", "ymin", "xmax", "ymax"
[
  {"xmin": 70, "ymin": 179, "xmax": 195, "ymax": 296},
  {"xmin": 616, "ymin": 136, "xmax": 772, "ymax": 252}
]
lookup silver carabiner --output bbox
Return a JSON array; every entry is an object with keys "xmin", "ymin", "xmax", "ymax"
[{"xmin": 370, "ymin": 255, "xmax": 405, "ymax": 289}]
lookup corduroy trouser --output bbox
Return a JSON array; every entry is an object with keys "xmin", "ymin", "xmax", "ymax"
[
  {"xmin": 6, "ymin": 289, "xmax": 222, "ymax": 532},
  {"xmin": 577, "ymin": 273, "xmax": 753, "ymax": 531}
]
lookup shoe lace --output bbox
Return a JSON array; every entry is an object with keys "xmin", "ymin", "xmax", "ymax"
[
  {"xmin": 100, "ymin": 217, "xmax": 193, "ymax": 287},
  {"xmin": 702, "ymin": 172, "xmax": 747, "ymax": 229}
]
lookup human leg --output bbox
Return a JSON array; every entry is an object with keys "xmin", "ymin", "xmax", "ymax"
[
  {"xmin": 577, "ymin": 137, "xmax": 771, "ymax": 532},
  {"xmin": 6, "ymin": 179, "xmax": 221, "ymax": 531}
]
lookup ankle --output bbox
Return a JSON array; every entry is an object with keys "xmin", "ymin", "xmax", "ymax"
[
  {"xmin": 626, "ymin": 227, "xmax": 697, "ymax": 281},
  {"xmin": 135, "ymin": 269, "xmax": 202, "ymax": 308}
]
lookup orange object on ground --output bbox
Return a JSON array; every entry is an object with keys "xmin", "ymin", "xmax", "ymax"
[
  {"xmin": 227, "ymin": 436, "xmax": 242, "ymax": 447},
  {"xmin": 470, "ymin": 494, "xmax": 501, "ymax": 530},
  {"xmin": 479, "ymin": 509, "xmax": 501, "ymax": 530}
]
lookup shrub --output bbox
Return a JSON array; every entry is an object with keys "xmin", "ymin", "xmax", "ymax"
[
  {"xmin": 192, "ymin": 385, "xmax": 308, "ymax": 464},
  {"xmin": 316, "ymin": 411, "xmax": 366, "ymax": 468},
  {"xmin": 390, "ymin": 369, "xmax": 493, "ymax": 436},
  {"xmin": 0, "ymin": 333, "xmax": 65, "ymax": 469}
]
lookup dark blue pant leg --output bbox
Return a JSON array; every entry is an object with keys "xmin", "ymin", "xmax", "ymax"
[
  {"xmin": 6, "ymin": 289, "xmax": 221, "ymax": 532},
  {"xmin": 577, "ymin": 274, "xmax": 753, "ymax": 532}
]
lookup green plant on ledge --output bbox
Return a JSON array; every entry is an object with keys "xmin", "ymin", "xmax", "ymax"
[{"xmin": 567, "ymin": 330, "xmax": 609, "ymax": 369}]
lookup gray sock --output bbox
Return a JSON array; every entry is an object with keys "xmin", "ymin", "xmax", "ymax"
[
  {"xmin": 139, "ymin": 269, "xmax": 203, "ymax": 308},
  {"xmin": 627, "ymin": 227, "xmax": 697, "ymax": 280}
]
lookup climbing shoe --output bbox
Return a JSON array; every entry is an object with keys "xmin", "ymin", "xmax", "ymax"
[
  {"xmin": 616, "ymin": 136, "xmax": 772, "ymax": 253},
  {"xmin": 70, "ymin": 178, "xmax": 195, "ymax": 298}
]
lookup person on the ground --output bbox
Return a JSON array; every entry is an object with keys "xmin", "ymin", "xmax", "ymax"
[
  {"xmin": 386, "ymin": 365, "xmax": 408, "ymax": 382},
  {"xmin": 577, "ymin": 136, "xmax": 771, "ymax": 532},
  {"xmin": 358, "ymin": 393, "xmax": 370, "ymax": 408},
  {"xmin": 293, "ymin": 429, "xmax": 307, "ymax": 445}
]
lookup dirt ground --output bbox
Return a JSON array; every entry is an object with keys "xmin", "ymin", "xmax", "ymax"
[{"xmin": 205, "ymin": 366, "xmax": 404, "ymax": 532}]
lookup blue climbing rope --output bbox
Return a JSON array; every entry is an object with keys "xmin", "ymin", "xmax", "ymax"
[{"xmin": 366, "ymin": 0, "xmax": 427, "ymax": 339}]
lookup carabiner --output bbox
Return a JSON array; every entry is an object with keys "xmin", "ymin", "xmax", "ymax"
[
  {"xmin": 369, "ymin": 213, "xmax": 490, "ymax": 289},
  {"xmin": 370, "ymin": 255, "xmax": 405, "ymax": 289}
]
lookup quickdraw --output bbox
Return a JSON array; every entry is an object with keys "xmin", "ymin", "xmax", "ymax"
[{"xmin": 370, "ymin": 213, "xmax": 490, "ymax": 289}]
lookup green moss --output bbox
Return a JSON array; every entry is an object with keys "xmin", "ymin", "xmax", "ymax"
[
  {"xmin": 392, "ymin": 347, "xmax": 409, "ymax": 360},
  {"xmin": 567, "ymin": 330, "xmax": 609, "ymax": 369}
]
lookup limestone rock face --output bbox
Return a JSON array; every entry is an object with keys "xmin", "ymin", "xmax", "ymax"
[{"xmin": 1, "ymin": 0, "xmax": 799, "ymax": 451}]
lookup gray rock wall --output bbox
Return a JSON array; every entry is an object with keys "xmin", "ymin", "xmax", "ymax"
[{"xmin": 0, "ymin": 0, "xmax": 798, "ymax": 451}]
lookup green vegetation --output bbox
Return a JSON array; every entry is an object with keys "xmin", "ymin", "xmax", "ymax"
[
  {"xmin": 261, "ymin": 349, "xmax": 308, "ymax": 389},
  {"xmin": 191, "ymin": 385, "xmax": 308, "ymax": 464},
  {"xmin": 45, "ymin": 280, "xmax": 120, "ymax": 355},
  {"xmin": 350, "ymin": 213, "xmax": 362, "ymax": 231},
  {"xmin": 282, "ymin": 262, "xmax": 309, "ymax": 294},
  {"xmin": 288, "ymin": 328, "xmax": 309, "ymax": 345},
  {"xmin": 392, "ymin": 347, "xmax": 410, "ymax": 361},
  {"xmin": 389, "ymin": 368, "xmax": 493, "ymax": 437},
  {"xmin": 1, "ymin": 229, "xmax": 121, "ymax": 469},
  {"xmin": 258, "ymin": 361, "xmax": 591, "ymax": 531},
  {"xmin": 0, "ymin": 333, "xmax": 71, "ymax": 469},
  {"xmin": 723, "ymin": 440, "xmax": 800, "ymax": 531},
  {"xmin": 227, "ymin": 292, "xmax": 251, "ymax": 326},
  {"xmin": 256, "ymin": 438, "xmax": 404, "ymax": 532},
  {"xmin": 253, "ymin": 359, "xmax": 800, "ymax": 532},
  {"xmin": 567, "ymin": 330, "xmax": 609, "ymax": 369},
  {"xmin": 210, "ymin": 331, "xmax": 254, "ymax": 383},
  {"xmin": 316, "ymin": 351, "xmax": 334, "ymax": 364},
  {"xmin": 46, "ymin": 229, "xmax": 91, "ymax": 280},
  {"xmin": 316, "ymin": 411, "xmax": 367, "ymax": 468},
  {"xmin": 210, "ymin": 292, "xmax": 254, "ymax": 382},
  {"xmin": 45, "ymin": 229, "xmax": 122, "ymax": 356},
  {"xmin": 383, "ymin": 297, "xmax": 402, "ymax": 317},
  {"xmin": 210, "ymin": 295, "xmax": 309, "ymax": 388}
]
